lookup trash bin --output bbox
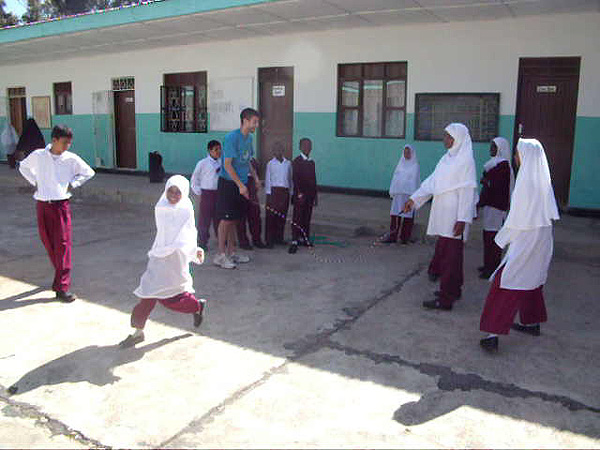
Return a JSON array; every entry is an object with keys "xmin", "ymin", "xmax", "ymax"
[{"xmin": 149, "ymin": 151, "xmax": 165, "ymax": 183}]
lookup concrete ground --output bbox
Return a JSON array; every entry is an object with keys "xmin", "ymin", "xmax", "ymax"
[{"xmin": 0, "ymin": 165, "xmax": 599, "ymax": 448}]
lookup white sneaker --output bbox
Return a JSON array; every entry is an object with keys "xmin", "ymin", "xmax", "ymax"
[
  {"xmin": 231, "ymin": 253, "xmax": 250, "ymax": 264},
  {"xmin": 213, "ymin": 253, "xmax": 236, "ymax": 269}
]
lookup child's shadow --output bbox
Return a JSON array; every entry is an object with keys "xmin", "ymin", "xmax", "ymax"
[
  {"xmin": 0, "ymin": 287, "xmax": 56, "ymax": 312},
  {"xmin": 8, "ymin": 333, "xmax": 192, "ymax": 395}
]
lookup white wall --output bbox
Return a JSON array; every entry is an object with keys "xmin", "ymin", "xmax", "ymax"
[{"xmin": 2, "ymin": 11, "xmax": 599, "ymax": 117}]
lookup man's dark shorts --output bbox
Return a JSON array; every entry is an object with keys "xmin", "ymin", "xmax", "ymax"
[{"xmin": 216, "ymin": 177, "xmax": 245, "ymax": 221}]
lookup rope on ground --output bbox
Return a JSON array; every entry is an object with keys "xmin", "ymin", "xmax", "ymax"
[{"xmin": 254, "ymin": 199, "xmax": 404, "ymax": 264}]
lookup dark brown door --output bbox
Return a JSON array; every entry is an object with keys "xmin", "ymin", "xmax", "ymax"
[
  {"xmin": 9, "ymin": 97, "xmax": 26, "ymax": 136},
  {"xmin": 114, "ymin": 90, "xmax": 137, "ymax": 169},
  {"xmin": 514, "ymin": 57, "xmax": 580, "ymax": 207},
  {"xmin": 258, "ymin": 67, "xmax": 294, "ymax": 172}
]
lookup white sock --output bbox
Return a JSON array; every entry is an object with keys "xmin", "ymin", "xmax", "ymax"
[
  {"xmin": 486, "ymin": 333, "xmax": 498, "ymax": 339},
  {"xmin": 132, "ymin": 328, "xmax": 144, "ymax": 338}
]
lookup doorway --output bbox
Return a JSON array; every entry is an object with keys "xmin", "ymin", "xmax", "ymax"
[
  {"xmin": 514, "ymin": 57, "xmax": 581, "ymax": 207},
  {"xmin": 258, "ymin": 67, "xmax": 294, "ymax": 173},
  {"xmin": 8, "ymin": 87, "xmax": 27, "ymax": 136},
  {"xmin": 114, "ymin": 89, "xmax": 137, "ymax": 169}
]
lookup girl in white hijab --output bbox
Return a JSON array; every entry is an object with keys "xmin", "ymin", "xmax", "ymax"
[
  {"xmin": 479, "ymin": 138, "xmax": 559, "ymax": 352},
  {"xmin": 403, "ymin": 123, "xmax": 478, "ymax": 310},
  {"xmin": 120, "ymin": 175, "xmax": 207, "ymax": 348},
  {"xmin": 476, "ymin": 136, "xmax": 514, "ymax": 278},
  {"xmin": 382, "ymin": 144, "xmax": 420, "ymax": 244}
]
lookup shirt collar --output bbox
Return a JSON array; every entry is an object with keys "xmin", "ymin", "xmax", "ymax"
[
  {"xmin": 46, "ymin": 144, "xmax": 63, "ymax": 159},
  {"xmin": 300, "ymin": 152, "xmax": 311, "ymax": 161}
]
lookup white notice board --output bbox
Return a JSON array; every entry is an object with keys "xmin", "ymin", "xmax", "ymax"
[{"xmin": 209, "ymin": 77, "xmax": 255, "ymax": 131}]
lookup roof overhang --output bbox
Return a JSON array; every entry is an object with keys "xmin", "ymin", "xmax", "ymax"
[{"xmin": 1, "ymin": 0, "xmax": 599, "ymax": 66}]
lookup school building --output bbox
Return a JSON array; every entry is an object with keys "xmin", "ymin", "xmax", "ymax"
[{"xmin": 1, "ymin": 0, "xmax": 599, "ymax": 210}]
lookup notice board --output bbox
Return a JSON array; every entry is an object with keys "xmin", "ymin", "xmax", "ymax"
[
  {"xmin": 209, "ymin": 77, "xmax": 255, "ymax": 132},
  {"xmin": 415, "ymin": 93, "xmax": 500, "ymax": 142}
]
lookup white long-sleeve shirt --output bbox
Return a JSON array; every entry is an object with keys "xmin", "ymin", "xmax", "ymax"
[
  {"xmin": 191, "ymin": 156, "xmax": 221, "ymax": 195},
  {"xmin": 411, "ymin": 175, "xmax": 476, "ymax": 241},
  {"xmin": 265, "ymin": 157, "xmax": 292, "ymax": 195},
  {"xmin": 19, "ymin": 145, "xmax": 95, "ymax": 201}
]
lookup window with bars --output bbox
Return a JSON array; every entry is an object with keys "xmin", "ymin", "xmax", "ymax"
[
  {"xmin": 161, "ymin": 71, "xmax": 207, "ymax": 133},
  {"xmin": 8, "ymin": 87, "xmax": 26, "ymax": 98},
  {"xmin": 53, "ymin": 82, "xmax": 72, "ymax": 115},
  {"xmin": 337, "ymin": 62, "xmax": 407, "ymax": 139},
  {"xmin": 112, "ymin": 77, "xmax": 135, "ymax": 91}
]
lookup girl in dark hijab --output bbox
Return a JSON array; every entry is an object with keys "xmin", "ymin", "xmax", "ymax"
[{"xmin": 14, "ymin": 118, "xmax": 45, "ymax": 162}]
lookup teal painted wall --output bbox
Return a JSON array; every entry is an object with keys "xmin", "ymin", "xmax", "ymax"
[
  {"xmin": 50, "ymin": 114, "xmax": 95, "ymax": 165},
  {"xmin": 569, "ymin": 117, "xmax": 600, "ymax": 209},
  {"xmin": 0, "ymin": 117, "xmax": 9, "ymax": 160},
  {"xmin": 136, "ymin": 114, "xmax": 230, "ymax": 175},
  {"xmin": 292, "ymin": 112, "xmax": 515, "ymax": 192},
  {"xmin": 37, "ymin": 111, "xmax": 600, "ymax": 209}
]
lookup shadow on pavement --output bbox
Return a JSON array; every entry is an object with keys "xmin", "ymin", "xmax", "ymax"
[
  {"xmin": 7, "ymin": 334, "xmax": 192, "ymax": 396},
  {"xmin": 1, "ymin": 189, "xmax": 599, "ymax": 442},
  {"xmin": 0, "ymin": 287, "xmax": 56, "ymax": 312}
]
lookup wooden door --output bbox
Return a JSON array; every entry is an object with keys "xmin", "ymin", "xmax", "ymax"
[
  {"xmin": 514, "ymin": 57, "xmax": 581, "ymax": 207},
  {"xmin": 258, "ymin": 67, "xmax": 294, "ymax": 172},
  {"xmin": 9, "ymin": 97, "xmax": 26, "ymax": 136},
  {"xmin": 114, "ymin": 90, "xmax": 137, "ymax": 169}
]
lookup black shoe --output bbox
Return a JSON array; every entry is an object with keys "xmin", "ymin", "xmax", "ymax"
[
  {"xmin": 511, "ymin": 323, "xmax": 541, "ymax": 336},
  {"xmin": 239, "ymin": 243, "xmax": 253, "ymax": 251},
  {"xmin": 422, "ymin": 299, "xmax": 452, "ymax": 311},
  {"xmin": 479, "ymin": 270, "xmax": 493, "ymax": 279},
  {"xmin": 434, "ymin": 290, "xmax": 461, "ymax": 301},
  {"xmin": 56, "ymin": 291, "xmax": 77, "ymax": 303},
  {"xmin": 265, "ymin": 242, "xmax": 275, "ymax": 249},
  {"xmin": 379, "ymin": 236, "xmax": 397, "ymax": 244},
  {"xmin": 288, "ymin": 243, "xmax": 298, "ymax": 254},
  {"xmin": 428, "ymin": 273, "xmax": 440, "ymax": 282},
  {"xmin": 119, "ymin": 333, "xmax": 145, "ymax": 348},
  {"xmin": 253, "ymin": 241, "xmax": 267, "ymax": 249},
  {"xmin": 477, "ymin": 265, "xmax": 486, "ymax": 272},
  {"xmin": 480, "ymin": 336, "xmax": 499, "ymax": 352},
  {"xmin": 193, "ymin": 300, "xmax": 206, "ymax": 328}
]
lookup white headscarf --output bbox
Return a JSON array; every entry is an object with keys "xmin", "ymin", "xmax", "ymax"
[
  {"xmin": 484, "ymin": 136, "xmax": 515, "ymax": 193},
  {"xmin": 426, "ymin": 123, "xmax": 477, "ymax": 195},
  {"xmin": 148, "ymin": 175, "xmax": 198, "ymax": 261},
  {"xmin": 389, "ymin": 144, "xmax": 420, "ymax": 196},
  {"xmin": 1, "ymin": 122, "xmax": 18, "ymax": 158},
  {"xmin": 500, "ymin": 139, "xmax": 559, "ymax": 232}
]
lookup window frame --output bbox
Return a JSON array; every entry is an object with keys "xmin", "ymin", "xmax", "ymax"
[
  {"xmin": 53, "ymin": 82, "xmax": 72, "ymax": 115},
  {"xmin": 336, "ymin": 61, "xmax": 407, "ymax": 139},
  {"xmin": 160, "ymin": 71, "xmax": 207, "ymax": 134}
]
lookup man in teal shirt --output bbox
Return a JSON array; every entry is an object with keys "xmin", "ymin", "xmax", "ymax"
[{"xmin": 214, "ymin": 108, "xmax": 261, "ymax": 269}]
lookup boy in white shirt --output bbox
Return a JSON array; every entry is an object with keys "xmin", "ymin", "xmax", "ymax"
[
  {"xmin": 191, "ymin": 140, "xmax": 222, "ymax": 250},
  {"xmin": 264, "ymin": 142, "xmax": 293, "ymax": 248},
  {"xmin": 18, "ymin": 125, "xmax": 95, "ymax": 302}
]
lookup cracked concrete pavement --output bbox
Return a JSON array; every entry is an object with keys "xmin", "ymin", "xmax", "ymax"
[{"xmin": 0, "ymin": 175, "xmax": 599, "ymax": 448}]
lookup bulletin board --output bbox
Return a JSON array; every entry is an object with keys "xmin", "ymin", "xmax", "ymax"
[
  {"xmin": 414, "ymin": 93, "xmax": 500, "ymax": 142},
  {"xmin": 208, "ymin": 77, "xmax": 255, "ymax": 131},
  {"xmin": 32, "ymin": 96, "xmax": 52, "ymax": 129}
]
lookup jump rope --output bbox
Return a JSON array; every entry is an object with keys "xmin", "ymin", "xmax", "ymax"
[{"xmin": 241, "ymin": 195, "xmax": 410, "ymax": 264}]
